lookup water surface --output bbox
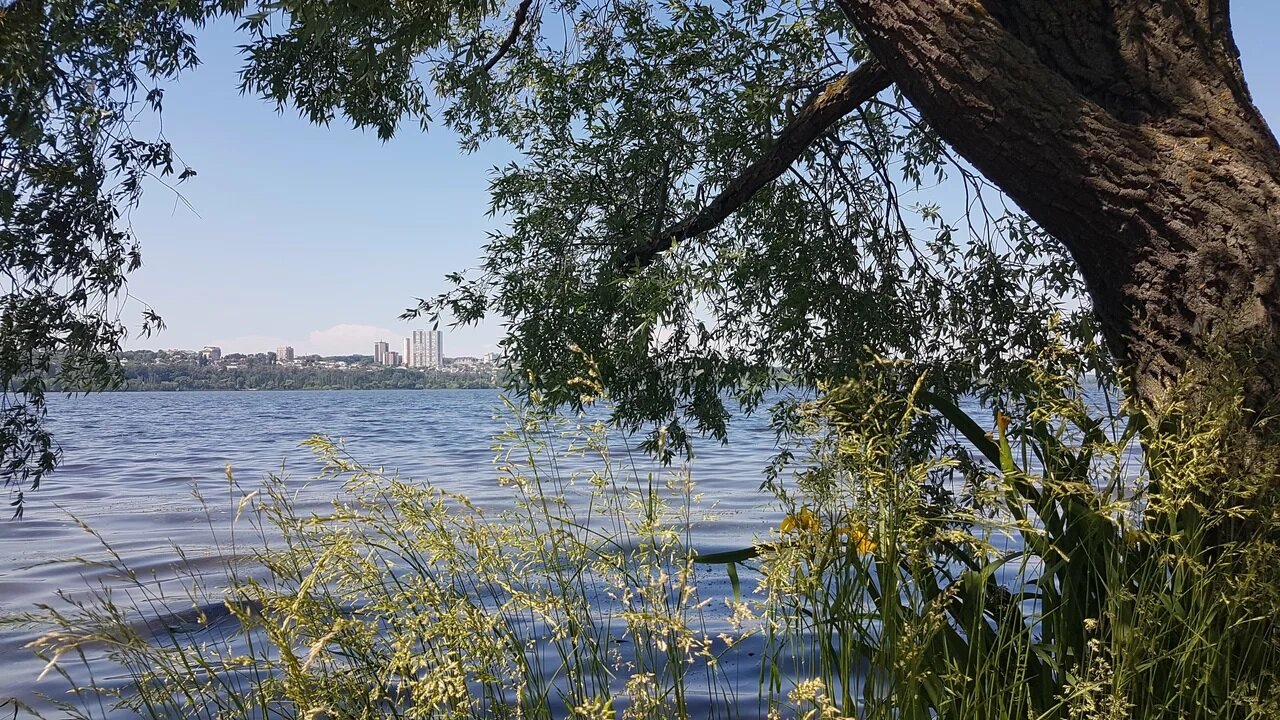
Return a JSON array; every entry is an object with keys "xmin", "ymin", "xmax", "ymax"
[{"xmin": 1, "ymin": 389, "xmax": 792, "ymax": 712}]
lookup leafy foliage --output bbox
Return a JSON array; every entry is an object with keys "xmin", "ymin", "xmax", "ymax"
[
  {"xmin": 753, "ymin": 359, "xmax": 1278, "ymax": 718},
  {"xmin": 0, "ymin": 0, "xmax": 210, "ymax": 514},
  {"xmin": 230, "ymin": 0, "xmax": 1107, "ymax": 456}
]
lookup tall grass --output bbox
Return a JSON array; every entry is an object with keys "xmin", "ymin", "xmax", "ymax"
[
  {"xmin": 754, "ymin": 358, "xmax": 1280, "ymax": 718},
  {"xmin": 12, "ymin": 357, "xmax": 1280, "ymax": 718}
]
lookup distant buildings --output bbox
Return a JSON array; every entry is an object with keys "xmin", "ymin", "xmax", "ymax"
[
  {"xmin": 446, "ymin": 356, "xmax": 484, "ymax": 372},
  {"xmin": 375, "ymin": 331, "xmax": 442, "ymax": 368},
  {"xmin": 409, "ymin": 331, "xmax": 424, "ymax": 368},
  {"xmin": 182, "ymin": 332, "xmax": 494, "ymax": 375}
]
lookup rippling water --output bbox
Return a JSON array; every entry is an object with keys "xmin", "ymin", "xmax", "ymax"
[
  {"xmin": 3, "ymin": 387, "xmax": 1130, "ymax": 715},
  {"xmin": 1, "ymin": 389, "xmax": 798, "ymax": 713}
]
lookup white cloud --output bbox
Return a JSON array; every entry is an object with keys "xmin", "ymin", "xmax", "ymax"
[{"xmin": 304, "ymin": 323, "xmax": 402, "ymax": 356}]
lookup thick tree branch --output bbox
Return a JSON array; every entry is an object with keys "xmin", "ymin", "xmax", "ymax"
[
  {"xmin": 618, "ymin": 60, "xmax": 892, "ymax": 270},
  {"xmin": 481, "ymin": 0, "xmax": 533, "ymax": 73}
]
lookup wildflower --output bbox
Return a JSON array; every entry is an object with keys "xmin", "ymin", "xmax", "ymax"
[
  {"xmin": 781, "ymin": 507, "xmax": 821, "ymax": 534},
  {"xmin": 834, "ymin": 525, "xmax": 878, "ymax": 554}
]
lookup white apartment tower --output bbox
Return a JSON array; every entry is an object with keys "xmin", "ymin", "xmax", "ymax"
[
  {"xmin": 374, "ymin": 341, "xmax": 389, "ymax": 365},
  {"xmin": 410, "ymin": 330, "xmax": 425, "ymax": 368},
  {"xmin": 403, "ymin": 338, "xmax": 411, "ymax": 367},
  {"xmin": 276, "ymin": 345, "xmax": 294, "ymax": 362},
  {"xmin": 411, "ymin": 329, "xmax": 443, "ymax": 369}
]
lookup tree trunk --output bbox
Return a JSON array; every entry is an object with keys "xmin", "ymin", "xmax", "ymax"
[{"xmin": 841, "ymin": 0, "xmax": 1280, "ymax": 418}]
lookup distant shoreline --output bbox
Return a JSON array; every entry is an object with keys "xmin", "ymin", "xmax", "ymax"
[
  {"xmin": 98, "ymin": 385, "xmax": 501, "ymax": 392},
  {"xmin": 41, "ymin": 350, "xmax": 505, "ymax": 393},
  {"xmin": 50, "ymin": 365, "xmax": 503, "ymax": 392}
]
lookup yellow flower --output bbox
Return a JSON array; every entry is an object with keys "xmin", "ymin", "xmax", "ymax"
[
  {"xmin": 781, "ymin": 507, "xmax": 821, "ymax": 534},
  {"xmin": 834, "ymin": 525, "xmax": 878, "ymax": 554}
]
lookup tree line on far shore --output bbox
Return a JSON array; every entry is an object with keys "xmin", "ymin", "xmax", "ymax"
[{"xmin": 47, "ymin": 351, "xmax": 500, "ymax": 391}]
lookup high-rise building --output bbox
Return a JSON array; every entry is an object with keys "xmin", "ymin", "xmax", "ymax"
[
  {"xmin": 411, "ymin": 329, "xmax": 443, "ymax": 369},
  {"xmin": 430, "ymin": 330, "xmax": 442, "ymax": 368},
  {"xmin": 374, "ymin": 341, "xmax": 389, "ymax": 365},
  {"xmin": 410, "ymin": 330, "xmax": 425, "ymax": 368},
  {"xmin": 277, "ymin": 345, "xmax": 295, "ymax": 362},
  {"xmin": 403, "ymin": 338, "xmax": 411, "ymax": 367},
  {"xmin": 386, "ymin": 350, "xmax": 401, "ymax": 367}
]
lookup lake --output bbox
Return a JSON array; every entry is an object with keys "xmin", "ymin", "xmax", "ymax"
[{"xmin": 0, "ymin": 389, "xmax": 803, "ymax": 714}]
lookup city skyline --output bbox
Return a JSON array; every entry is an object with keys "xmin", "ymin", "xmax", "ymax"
[
  {"xmin": 114, "ymin": 20, "xmax": 506, "ymax": 360},
  {"xmin": 373, "ymin": 330, "xmax": 445, "ymax": 368},
  {"xmin": 154, "ymin": 329, "xmax": 491, "ymax": 362},
  {"xmin": 137, "ymin": 344, "xmax": 495, "ymax": 364},
  {"xmin": 131, "ymin": 322, "xmax": 486, "ymax": 359}
]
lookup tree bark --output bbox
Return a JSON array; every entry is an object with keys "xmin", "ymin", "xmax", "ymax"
[{"xmin": 841, "ymin": 0, "xmax": 1280, "ymax": 416}]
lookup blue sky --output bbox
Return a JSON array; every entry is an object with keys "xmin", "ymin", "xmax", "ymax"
[
  {"xmin": 124, "ymin": 19, "xmax": 516, "ymax": 357},
  {"xmin": 124, "ymin": 7, "xmax": 1280, "ymax": 357}
]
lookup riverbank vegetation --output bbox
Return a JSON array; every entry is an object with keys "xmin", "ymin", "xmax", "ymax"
[
  {"xmin": 61, "ymin": 361, "xmax": 496, "ymax": 392},
  {"xmin": 16, "ymin": 355, "xmax": 1279, "ymax": 718}
]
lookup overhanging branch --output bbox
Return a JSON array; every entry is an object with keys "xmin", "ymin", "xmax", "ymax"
[
  {"xmin": 482, "ymin": 0, "xmax": 534, "ymax": 73},
  {"xmin": 618, "ymin": 60, "xmax": 892, "ymax": 270}
]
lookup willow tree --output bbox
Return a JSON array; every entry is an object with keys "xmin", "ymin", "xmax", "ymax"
[
  {"xmin": 227, "ymin": 0, "xmax": 1275, "ymax": 444},
  {"xmin": 1, "ymin": 0, "xmax": 202, "ymax": 515},
  {"xmin": 846, "ymin": 3, "xmax": 1280, "ymax": 412}
]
